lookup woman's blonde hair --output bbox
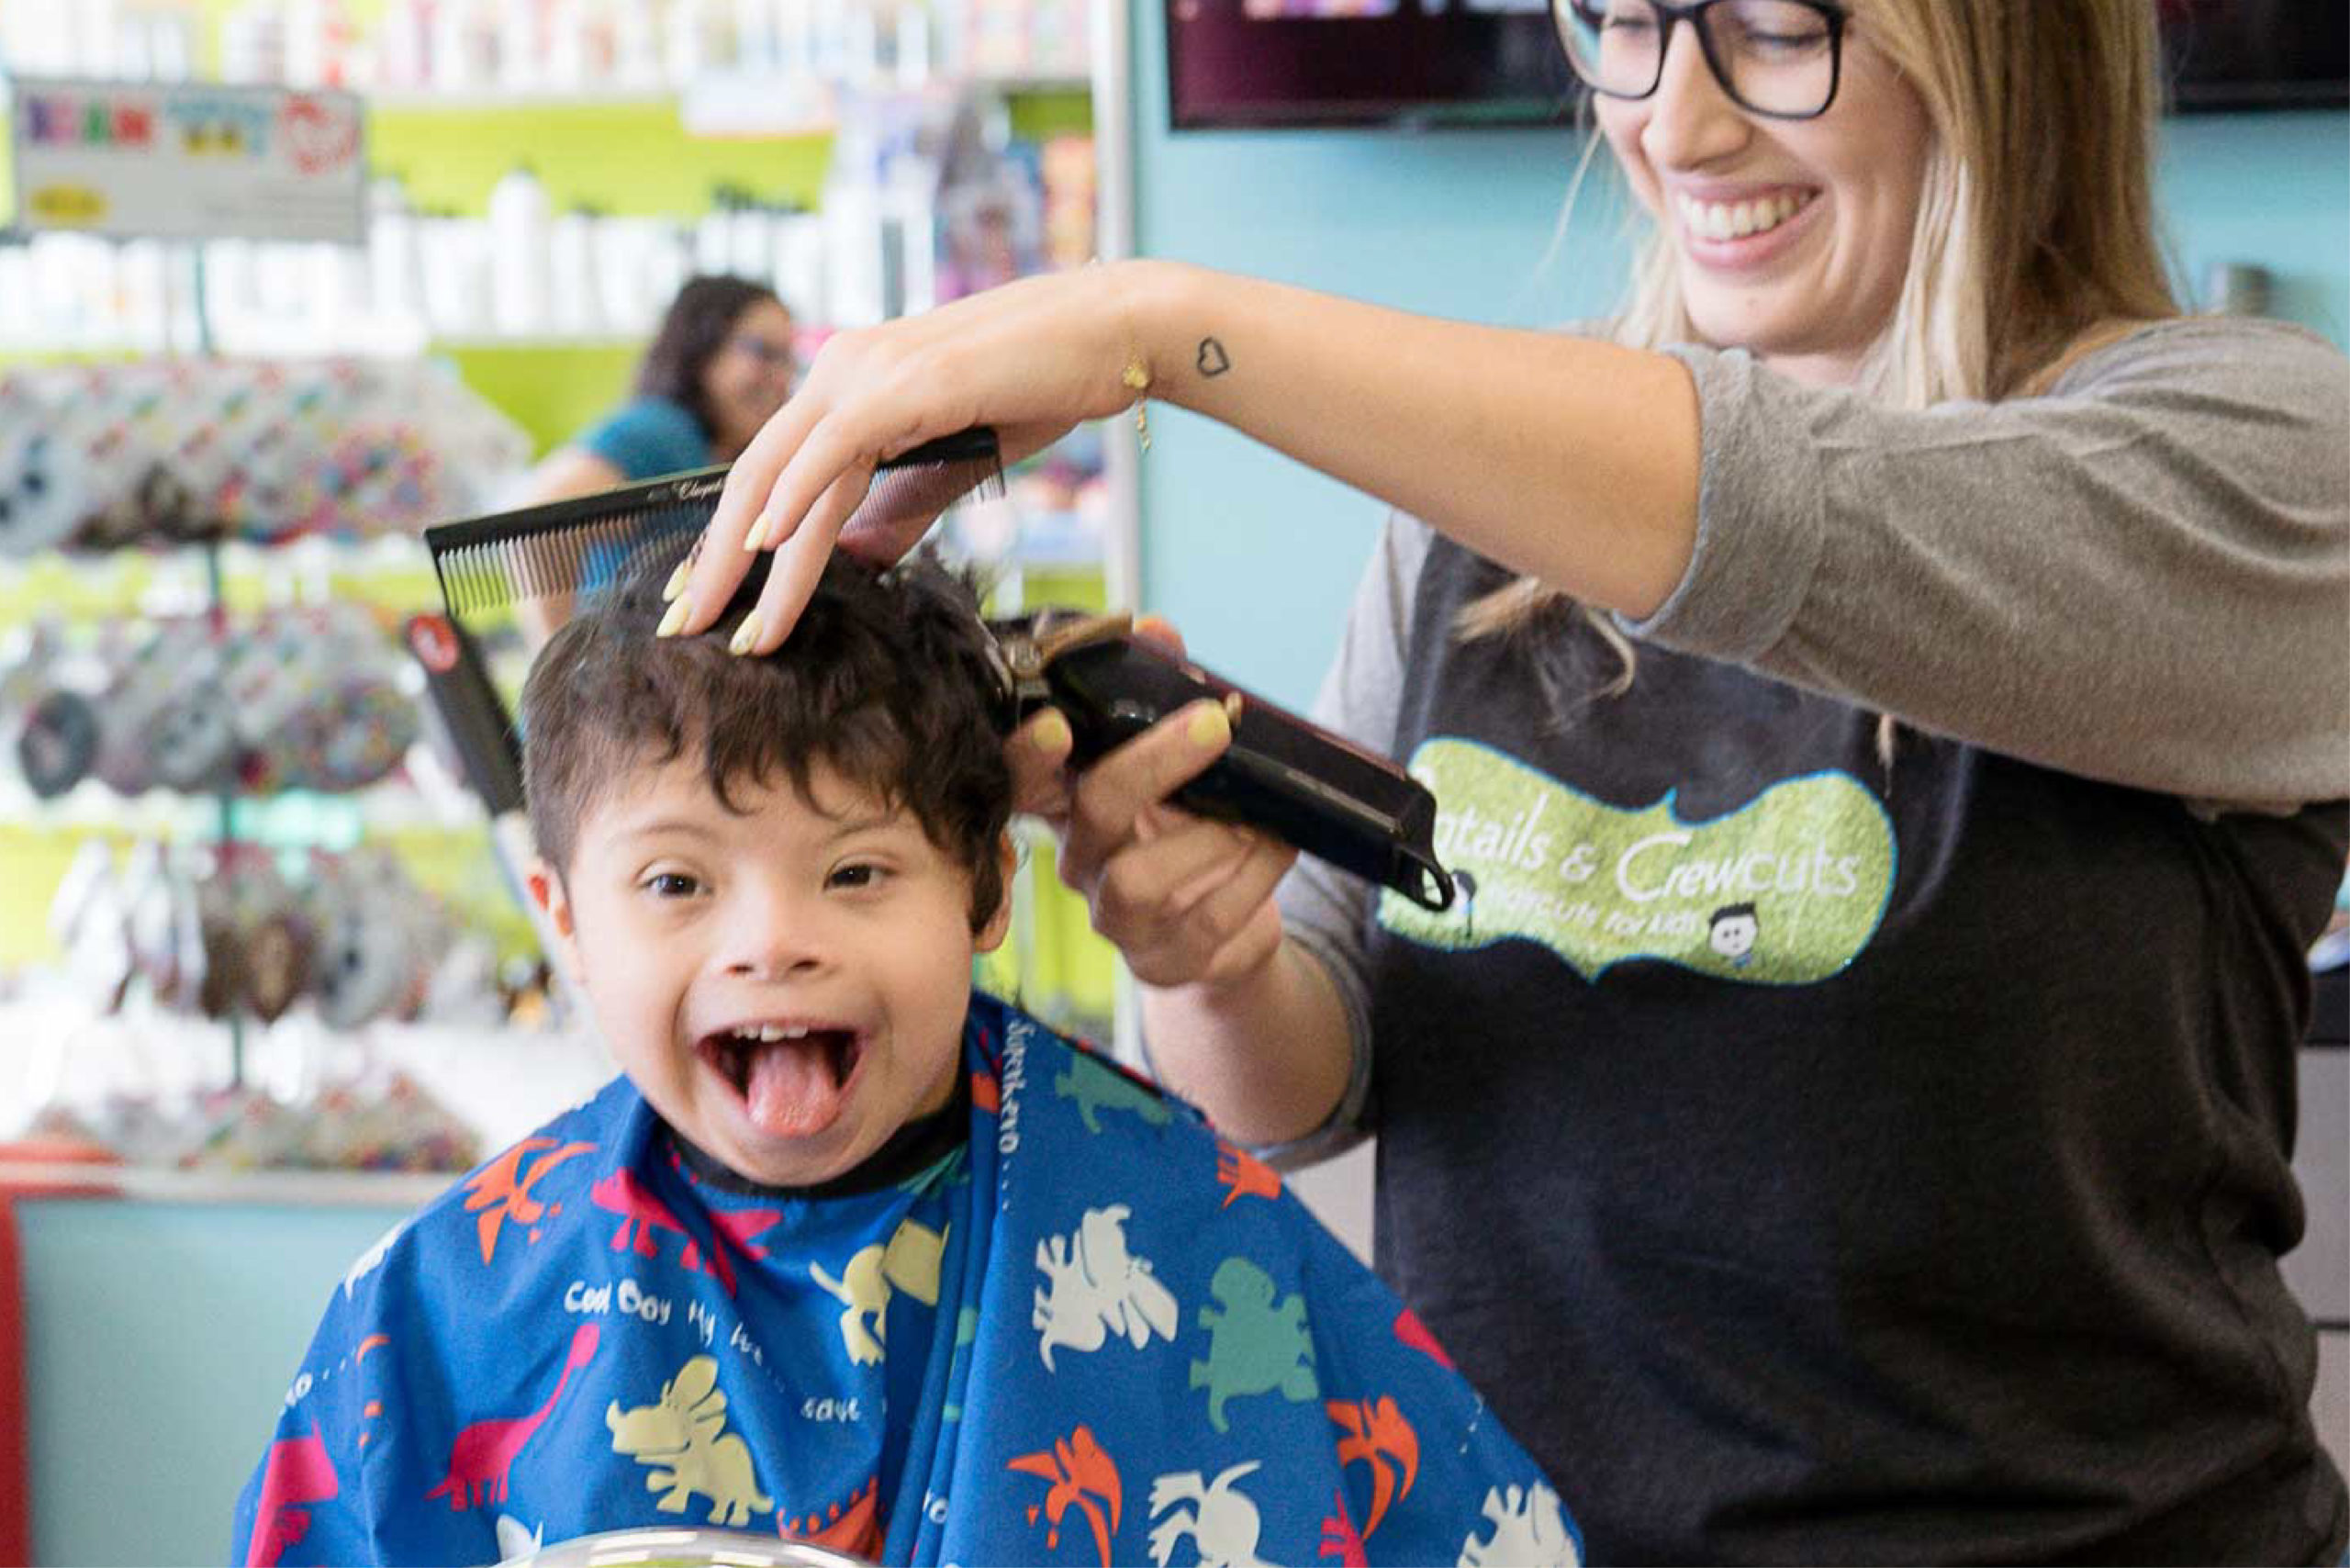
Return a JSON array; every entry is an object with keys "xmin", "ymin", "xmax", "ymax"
[{"xmin": 1463, "ymin": 0, "xmax": 2182, "ymax": 672}]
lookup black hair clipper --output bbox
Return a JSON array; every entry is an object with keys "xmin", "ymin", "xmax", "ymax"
[{"xmin": 990, "ymin": 610, "xmax": 1454, "ymax": 912}]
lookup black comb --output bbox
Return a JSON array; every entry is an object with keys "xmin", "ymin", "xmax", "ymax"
[{"xmin": 428, "ymin": 428, "xmax": 1006, "ymax": 622}]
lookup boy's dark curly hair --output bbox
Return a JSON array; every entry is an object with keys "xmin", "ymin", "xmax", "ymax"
[{"xmin": 521, "ymin": 549, "xmax": 1014, "ymax": 930}]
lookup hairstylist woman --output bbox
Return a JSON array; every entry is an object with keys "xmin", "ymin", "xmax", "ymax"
[
  {"xmin": 666, "ymin": 1, "xmax": 2350, "ymax": 1556},
  {"xmin": 515, "ymin": 274, "xmax": 798, "ymax": 506}
]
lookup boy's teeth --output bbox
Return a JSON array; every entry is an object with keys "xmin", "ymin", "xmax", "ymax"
[
  {"xmin": 1678, "ymin": 191, "xmax": 1806, "ymax": 241},
  {"xmin": 732, "ymin": 1024, "xmax": 811, "ymax": 1042}
]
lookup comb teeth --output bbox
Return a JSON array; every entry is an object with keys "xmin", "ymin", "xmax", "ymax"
[
  {"xmin": 425, "ymin": 428, "xmax": 1005, "ymax": 621},
  {"xmin": 849, "ymin": 444, "xmax": 1008, "ymax": 543},
  {"xmin": 434, "ymin": 500, "xmax": 708, "ymax": 619}
]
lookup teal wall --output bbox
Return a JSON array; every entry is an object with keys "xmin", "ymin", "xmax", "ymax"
[
  {"xmin": 1127, "ymin": 0, "xmax": 2350, "ymax": 707},
  {"xmin": 20, "ymin": 1198, "xmax": 412, "ymax": 1565}
]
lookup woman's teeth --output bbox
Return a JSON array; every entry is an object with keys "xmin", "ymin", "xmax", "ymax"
[{"xmin": 1677, "ymin": 191, "xmax": 1809, "ymax": 241}]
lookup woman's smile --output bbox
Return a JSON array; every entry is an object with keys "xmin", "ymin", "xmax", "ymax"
[{"xmin": 1670, "ymin": 185, "xmax": 1821, "ymax": 269}]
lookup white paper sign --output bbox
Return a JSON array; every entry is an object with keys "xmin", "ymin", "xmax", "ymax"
[{"xmin": 7, "ymin": 78, "xmax": 365, "ymax": 244}]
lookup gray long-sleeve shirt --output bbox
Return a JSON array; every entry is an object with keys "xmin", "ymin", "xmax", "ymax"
[{"xmin": 1271, "ymin": 315, "xmax": 2350, "ymax": 1155}]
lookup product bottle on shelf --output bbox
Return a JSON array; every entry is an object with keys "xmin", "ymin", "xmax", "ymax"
[
  {"xmin": 895, "ymin": 0, "xmax": 934, "ymax": 87},
  {"xmin": 812, "ymin": 0, "xmax": 851, "ymax": 77},
  {"xmin": 613, "ymin": 0, "xmax": 663, "ymax": 87},
  {"xmin": 547, "ymin": 206, "xmax": 606, "ymax": 336},
  {"xmin": 770, "ymin": 207, "xmax": 828, "ymax": 326},
  {"xmin": 379, "ymin": 0, "xmax": 430, "ymax": 89},
  {"xmin": 430, "ymin": 0, "xmax": 497, "ymax": 91},
  {"xmin": 664, "ymin": 0, "xmax": 721, "ymax": 85},
  {"xmin": 729, "ymin": 196, "xmax": 778, "ymax": 284},
  {"xmin": 419, "ymin": 212, "xmax": 491, "ymax": 338},
  {"xmin": 367, "ymin": 174, "xmax": 426, "ymax": 330},
  {"xmin": 199, "ymin": 238, "xmax": 259, "ymax": 342},
  {"xmin": 696, "ymin": 191, "xmax": 739, "ymax": 277},
  {"xmin": 499, "ymin": 0, "xmax": 543, "ymax": 92},
  {"xmin": 822, "ymin": 129, "xmax": 887, "ymax": 327},
  {"xmin": 545, "ymin": 0, "xmax": 594, "ymax": 90},
  {"xmin": 118, "ymin": 240, "xmax": 172, "ymax": 352},
  {"xmin": 488, "ymin": 163, "xmax": 554, "ymax": 337},
  {"xmin": 284, "ymin": 0, "xmax": 330, "ymax": 87}
]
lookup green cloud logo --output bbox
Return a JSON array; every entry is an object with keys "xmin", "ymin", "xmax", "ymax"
[{"xmin": 1379, "ymin": 739, "xmax": 1896, "ymax": 985}]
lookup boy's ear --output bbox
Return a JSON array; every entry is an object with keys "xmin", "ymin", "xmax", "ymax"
[
  {"xmin": 529, "ymin": 860, "xmax": 593, "ymax": 990},
  {"xmin": 975, "ymin": 833, "xmax": 1018, "ymax": 954},
  {"xmin": 526, "ymin": 859, "xmax": 576, "ymax": 939}
]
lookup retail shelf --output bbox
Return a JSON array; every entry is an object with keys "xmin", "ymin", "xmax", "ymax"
[
  {"xmin": 365, "ymin": 76, "xmax": 1085, "ymax": 109},
  {"xmin": 0, "ymin": 532, "xmax": 461, "ymax": 623},
  {"xmin": 364, "ymin": 87, "xmax": 682, "ymax": 110},
  {"xmin": 0, "ymin": 1161, "xmax": 453, "ymax": 1208},
  {"xmin": 971, "ymin": 74, "xmax": 1091, "ymax": 94},
  {"xmin": 426, "ymin": 333, "xmax": 649, "ymax": 350}
]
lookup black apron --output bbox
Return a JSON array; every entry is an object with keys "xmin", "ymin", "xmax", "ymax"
[{"xmin": 1361, "ymin": 534, "xmax": 2349, "ymax": 1563}]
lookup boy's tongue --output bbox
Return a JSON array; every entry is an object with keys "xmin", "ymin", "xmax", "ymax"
[{"xmin": 740, "ymin": 1036, "xmax": 847, "ymax": 1137}]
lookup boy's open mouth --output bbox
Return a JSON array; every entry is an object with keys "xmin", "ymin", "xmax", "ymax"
[{"xmin": 696, "ymin": 1021, "xmax": 864, "ymax": 1137}]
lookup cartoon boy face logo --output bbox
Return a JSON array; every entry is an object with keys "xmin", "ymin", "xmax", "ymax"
[{"xmin": 1708, "ymin": 903, "xmax": 1759, "ymax": 968}]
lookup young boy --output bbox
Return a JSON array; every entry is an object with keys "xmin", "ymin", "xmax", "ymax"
[{"xmin": 232, "ymin": 554, "xmax": 1582, "ymax": 1567}]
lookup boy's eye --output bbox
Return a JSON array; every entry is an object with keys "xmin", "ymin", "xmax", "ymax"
[
  {"xmin": 644, "ymin": 871, "xmax": 703, "ymax": 899},
  {"xmin": 827, "ymin": 862, "xmax": 888, "ymax": 891}
]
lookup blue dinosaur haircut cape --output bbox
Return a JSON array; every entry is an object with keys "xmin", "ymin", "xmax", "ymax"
[{"xmin": 233, "ymin": 994, "xmax": 1583, "ymax": 1567}]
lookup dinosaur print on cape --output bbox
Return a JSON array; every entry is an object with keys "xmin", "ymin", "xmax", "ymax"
[
  {"xmin": 1054, "ymin": 1049, "xmax": 1174, "ymax": 1135},
  {"xmin": 590, "ymin": 1166, "xmax": 780, "ymax": 1294},
  {"xmin": 424, "ymin": 1323, "xmax": 599, "ymax": 1511},
  {"xmin": 1147, "ymin": 1462, "xmax": 1276, "ymax": 1568},
  {"xmin": 1191, "ymin": 1256, "xmax": 1317, "ymax": 1433},
  {"xmin": 605, "ymin": 1353, "xmax": 776, "ymax": 1527},
  {"xmin": 244, "ymin": 1423, "xmax": 338, "ymax": 1567},
  {"xmin": 1009, "ymin": 1424, "xmax": 1125, "ymax": 1566}
]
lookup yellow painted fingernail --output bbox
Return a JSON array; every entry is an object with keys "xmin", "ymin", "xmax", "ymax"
[
  {"xmin": 742, "ymin": 514, "xmax": 772, "ymax": 553},
  {"xmin": 1188, "ymin": 702, "xmax": 1230, "ymax": 748},
  {"xmin": 728, "ymin": 611, "xmax": 764, "ymax": 656},
  {"xmin": 1032, "ymin": 711, "xmax": 1073, "ymax": 757},
  {"xmin": 661, "ymin": 559, "xmax": 691, "ymax": 603},
  {"xmin": 655, "ymin": 597, "xmax": 690, "ymax": 638}
]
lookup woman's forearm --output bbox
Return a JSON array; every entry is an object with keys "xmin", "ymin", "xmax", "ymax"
[
  {"xmin": 1124, "ymin": 260, "xmax": 1704, "ymax": 620},
  {"xmin": 1139, "ymin": 936, "xmax": 1355, "ymax": 1148}
]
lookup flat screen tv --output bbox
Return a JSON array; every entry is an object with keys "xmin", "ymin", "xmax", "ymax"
[
  {"xmin": 2163, "ymin": 0, "xmax": 2349, "ymax": 111},
  {"xmin": 1166, "ymin": 0, "xmax": 2350, "ymax": 130}
]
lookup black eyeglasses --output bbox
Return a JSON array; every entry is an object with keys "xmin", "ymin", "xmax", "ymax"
[{"xmin": 1552, "ymin": 0, "xmax": 1847, "ymax": 120}]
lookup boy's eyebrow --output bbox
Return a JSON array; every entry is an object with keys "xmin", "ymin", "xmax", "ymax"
[
  {"xmin": 819, "ymin": 810, "xmax": 908, "ymax": 842},
  {"xmin": 610, "ymin": 817, "xmax": 723, "ymax": 843},
  {"xmin": 610, "ymin": 809, "xmax": 907, "ymax": 845}
]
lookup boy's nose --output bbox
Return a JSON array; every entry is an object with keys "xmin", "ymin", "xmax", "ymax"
[{"xmin": 718, "ymin": 891, "xmax": 833, "ymax": 980}]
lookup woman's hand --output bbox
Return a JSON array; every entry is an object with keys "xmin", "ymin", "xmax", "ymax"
[
  {"xmin": 1006, "ymin": 620, "xmax": 1299, "ymax": 991},
  {"xmin": 668, "ymin": 263, "xmax": 1165, "ymax": 654}
]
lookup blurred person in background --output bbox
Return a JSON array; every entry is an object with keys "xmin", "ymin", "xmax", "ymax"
[{"xmin": 517, "ymin": 274, "xmax": 798, "ymax": 506}]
